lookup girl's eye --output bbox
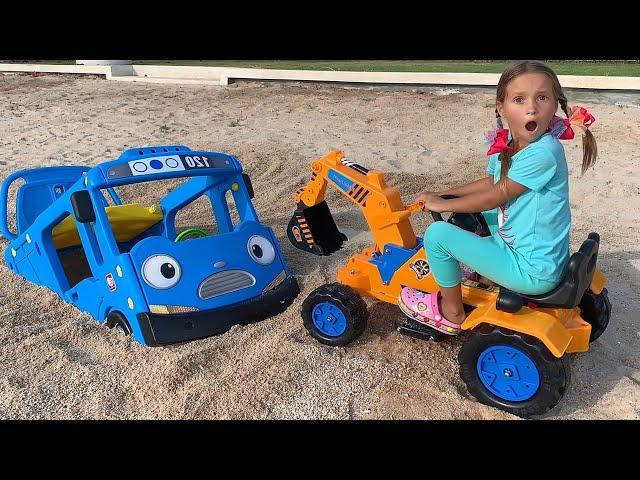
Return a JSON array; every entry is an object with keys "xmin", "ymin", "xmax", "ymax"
[
  {"xmin": 514, "ymin": 97, "xmax": 524, "ymax": 103},
  {"xmin": 538, "ymin": 95, "xmax": 549, "ymax": 101}
]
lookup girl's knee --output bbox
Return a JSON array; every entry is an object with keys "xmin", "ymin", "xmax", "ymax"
[{"xmin": 425, "ymin": 221, "xmax": 451, "ymax": 245}]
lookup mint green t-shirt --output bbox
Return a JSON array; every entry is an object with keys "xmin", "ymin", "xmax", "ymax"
[{"xmin": 486, "ymin": 132, "xmax": 571, "ymax": 284}]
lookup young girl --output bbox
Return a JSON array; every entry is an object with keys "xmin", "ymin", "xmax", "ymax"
[{"xmin": 400, "ymin": 60, "xmax": 598, "ymax": 335}]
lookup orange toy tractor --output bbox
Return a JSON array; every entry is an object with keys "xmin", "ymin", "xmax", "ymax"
[{"xmin": 287, "ymin": 150, "xmax": 611, "ymax": 418}]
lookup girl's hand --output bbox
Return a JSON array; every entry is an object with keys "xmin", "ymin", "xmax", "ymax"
[
  {"xmin": 421, "ymin": 193, "xmax": 446, "ymax": 213},
  {"xmin": 416, "ymin": 192, "xmax": 447, "ymax": 213},
  {"xmin": 415, "ymin": 191, "xmax": 438, "ymax": 205}
]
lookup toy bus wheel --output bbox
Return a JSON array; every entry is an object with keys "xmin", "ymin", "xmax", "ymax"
[
  {"xmin": 106, "ymin": 311, "xmax": 132, "ymax": 337},
  {"xmin": 302, "ymin": 282, "xmax": 368, "ymax": 347},
  {"xmin": 579, "ymin": 288, "xmax": 611, "ymax": 342},
  {"xmin": 458, "ymin": 326, "xmax": 571, "ymax": 418}
]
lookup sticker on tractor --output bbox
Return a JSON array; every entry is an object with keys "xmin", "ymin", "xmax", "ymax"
[
  {"xmin": 409, "ymin": 259, "xmax": 430, "ymax": 280},
  {"xmin": 106, "ymin": 273, "xmax": 117, "ymax": 292},
  {"xmin": 341, "ymin": 159, "xmax": 370, "ymax": 175},
  {"xmin": 292, "ymin": 226, "xmax": 302, "ymax": 243},
  {"xmin": 462, "ymin": 278, "xmax": 500, "ymax": 293},
  {"xmin": 328, "ymin": 169, "xmax": 355, "ymax": 193}
]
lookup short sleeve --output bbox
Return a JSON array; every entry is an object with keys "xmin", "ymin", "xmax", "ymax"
[
  {"xmin": 507, "ymin": 145, "xmax": 557, "ymax": 192},
  {"xmin": 486, "ymin": 154, "xmax": 498, "ymax": 176}
]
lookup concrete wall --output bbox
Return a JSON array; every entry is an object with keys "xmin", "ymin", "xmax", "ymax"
[
  {"xmin": 1, "ymin": 63, "xmax": 639, "ymax": 91},
  {"xmin": 76, "ymin": 60, "xmax": 132, "ymax": 65},
  {"xmin": 0, "ymin": 63, "xmax": 111, "ymax": 75}
]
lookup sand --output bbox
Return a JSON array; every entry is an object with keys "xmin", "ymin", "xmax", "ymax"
[{"xmin": 0, "ymin": 73, "xmax": 638, "ymax": 419}]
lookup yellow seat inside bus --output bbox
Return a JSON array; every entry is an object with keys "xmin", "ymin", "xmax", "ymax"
[{"xmin": 52, "ymin": 204, "xmax": 163, "ymax": 250}]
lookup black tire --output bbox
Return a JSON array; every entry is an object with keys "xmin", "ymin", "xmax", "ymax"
[
  {"xmin": 579, "ymin": 288, "xmax": 611, "ymax": 342},
  {"xmin": 301, "ymin": 282, "xmax": 368, "ymax": 347},
  {"xmin": 106, "ymin": 311, "xmax": 133, "ymax": 337},
  {"xmin": 458, "ymin": 325, "xmax": 571, "ymax": 418}
]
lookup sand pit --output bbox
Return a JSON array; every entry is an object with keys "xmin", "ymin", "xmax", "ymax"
[{"xmin": 1, "ymin": 73, "xmax": 639, "ymax": 419}]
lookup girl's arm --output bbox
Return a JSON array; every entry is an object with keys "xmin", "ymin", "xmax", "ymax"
[
  {"xmin": 416, "ymin": 176, "xmax": 494, "ymax": 204},
  {"xmin": 438, "ymin": 176, "xmax": 495, "ymax": 197},
  {"xmin": 425, "ymin": 178, "xmax": 527, "ymax": 213}
]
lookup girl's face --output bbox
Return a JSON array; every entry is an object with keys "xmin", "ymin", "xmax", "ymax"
[{"xmin": 497, "ymin": 72, "xmax": 558, "ymax": 147}]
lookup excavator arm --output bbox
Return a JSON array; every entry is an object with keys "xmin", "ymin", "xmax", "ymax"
[{"xmin": 287, "ymin": 150, "xmax": 423, "ymax": 256}]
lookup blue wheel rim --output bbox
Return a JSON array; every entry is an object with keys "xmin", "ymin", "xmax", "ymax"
[
  {"xmin": 311, "ymin": 302, "xmax": 348, "ymax": 337},
  {"xmin": 477, "ymin": 344, "xmax": 540, "ymax": 402}
]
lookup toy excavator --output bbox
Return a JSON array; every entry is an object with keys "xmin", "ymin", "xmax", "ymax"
[{"xmin": 287, "ymin": 150, "xmax": 611, "ymax": 418}]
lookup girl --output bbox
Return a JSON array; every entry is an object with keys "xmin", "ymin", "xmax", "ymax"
[{"xmin": 400, "ymin": 60, "xmax": 598, "ymax": 335}]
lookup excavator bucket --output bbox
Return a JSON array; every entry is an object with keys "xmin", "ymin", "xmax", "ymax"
[{"xmin": 287, "ymin": 201, "xmax": 348, "ymax": 256}]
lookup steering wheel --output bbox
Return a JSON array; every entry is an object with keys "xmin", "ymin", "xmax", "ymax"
[
  {"xmin": 175, "ymin": 228, "xmax": 208, "ymax": 242},
  {"xmin": 430, "ymin": 195, "xmax": 491, "ymax": 237}
]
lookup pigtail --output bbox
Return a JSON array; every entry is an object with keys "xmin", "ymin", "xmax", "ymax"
[
  {"xmin": 559, "ymin": 95, "xmax": 598, "ymax": 175},
  {"xmin": 495, "ymin": 108, "xmax": 513, "ymax": 190},
  {"xmin": 581, "ymin": 129, "xmax": 598, "ymax": 175}
]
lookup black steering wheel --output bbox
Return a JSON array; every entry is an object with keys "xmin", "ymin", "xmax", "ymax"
[{"xmin": 430, "ymin": 194, "xmax": 491, "ymax": 237}]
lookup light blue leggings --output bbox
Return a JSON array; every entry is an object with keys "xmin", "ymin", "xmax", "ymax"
[{"xmin": 424, "ymin": 211, "xmax": 558, "ymax": 295}]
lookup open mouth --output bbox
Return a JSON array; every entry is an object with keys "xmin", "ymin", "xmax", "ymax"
[{"xmin": 525, "ymin": 121, "xmax": 538, "ymax": 132}]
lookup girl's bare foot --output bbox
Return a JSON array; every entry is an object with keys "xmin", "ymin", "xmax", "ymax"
[{"xmin": 438, "ymin": 297, "xmax": 466, "ymax": 325}]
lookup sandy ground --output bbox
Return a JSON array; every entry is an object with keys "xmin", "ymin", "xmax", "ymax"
[{"xmin": 0, "ymin": 73, "xmax": 639, "ymax": 420}]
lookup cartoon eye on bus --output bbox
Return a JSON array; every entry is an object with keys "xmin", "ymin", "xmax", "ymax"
[{"xmin": 1, "ymin": 145, "xmax": 300, "ymax": 346}]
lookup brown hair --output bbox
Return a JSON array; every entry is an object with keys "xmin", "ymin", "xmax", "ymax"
[{"xmin": 495, "ymin": 60, "xmax": 598, "ymax": 188}]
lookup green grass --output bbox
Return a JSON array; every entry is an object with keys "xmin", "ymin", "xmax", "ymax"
[
  {"xmin": 0, "ymin": 60, "xmax": 77, "ymax": 64},
  {"xmin": 3, "ymin": 60, "xmax": 640, "ymax": 76},
  {"xmin": 132, "ymin": 60, "xmax": 640, "ymax": 77}
]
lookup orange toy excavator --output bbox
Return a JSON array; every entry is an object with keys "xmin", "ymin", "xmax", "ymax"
[{"xmin": 287, "ymin": 150, "xmax": 611, "ymax": 418}]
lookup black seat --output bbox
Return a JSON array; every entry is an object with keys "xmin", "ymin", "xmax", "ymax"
[{"xmin": 496, "ymin": 233, "xmax": 600, "ymax": 312}]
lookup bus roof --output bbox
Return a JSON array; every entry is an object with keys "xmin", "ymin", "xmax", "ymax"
[{"xmin": 87, "ymin": 146, "xmax": 243, "ymax": 188}]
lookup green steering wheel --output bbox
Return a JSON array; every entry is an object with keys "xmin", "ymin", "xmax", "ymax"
[{"xmin": 175, "ymin": 228, "xmax": 208, "ymax": 242}]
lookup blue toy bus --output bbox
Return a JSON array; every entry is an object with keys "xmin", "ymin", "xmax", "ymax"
[{"xmin": 1, "ymin": 146, "xmax": 300, "ymax": 346}]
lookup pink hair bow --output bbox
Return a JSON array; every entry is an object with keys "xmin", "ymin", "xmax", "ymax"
[
  {"xmin": 485, "ymin": 128, "xmax": 512, "ymax": 156},
  {"xmin": 548, "ymin": 106, "xmax": 596, "ymax": 140}
]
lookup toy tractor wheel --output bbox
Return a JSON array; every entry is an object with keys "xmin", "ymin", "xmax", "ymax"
[
  {"xmin": 458, "ymin": 326, "xmax": 571, "ymax": 418},
  {"xmin": 106, "ymin": 311, "xmax": 133, "ymax": 337},
  {"xmin": 579, "ymin": 288, "xmax": 611, "ymax": 342},
  {"xmin": 302, "ymin": 282, "xmax": 368, "ymax": 347}
]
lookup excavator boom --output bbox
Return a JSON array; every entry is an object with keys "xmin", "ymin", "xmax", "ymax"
[{"xmin": 287, "ymin": 150, "xmax": 420, "ymax": 256}]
